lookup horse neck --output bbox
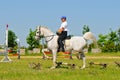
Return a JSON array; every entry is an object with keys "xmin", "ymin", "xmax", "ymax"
[
  {"xmin": 42, "ymin": 28, "xmax": 54, "ymax": 42},
  {"xmin": 42, "ymin": 28, "xmax": 54, "ymax": 36}
]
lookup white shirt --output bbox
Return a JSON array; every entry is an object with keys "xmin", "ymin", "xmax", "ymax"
[{"xmin": 60, "ymin": 21, "xmax": 68, "ymax": 31}]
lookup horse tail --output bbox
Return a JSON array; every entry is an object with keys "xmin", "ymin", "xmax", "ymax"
[{"xmin": 83, "ymin": 32, "xmax": 97, "ymax": 45}]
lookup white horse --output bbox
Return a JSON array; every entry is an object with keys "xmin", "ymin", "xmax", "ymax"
[{"xmin": 35, "ymin": 26, "xmax": 97, "ymax": 69}]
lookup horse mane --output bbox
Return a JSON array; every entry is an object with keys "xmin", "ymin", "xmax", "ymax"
[
  {"xmin": 38, "ymin": 25, "xmax": 54, "ymax": 34},
  {"xmin": 38, "ymin": 25, "xmax": 49, "ymax": 30}
]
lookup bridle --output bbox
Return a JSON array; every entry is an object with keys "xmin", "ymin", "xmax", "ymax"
[
  {"xmin": 38, "ymin": 26, "xmax": 41, "ymax": 37},
  {"xmin": 37, "ymin": 26, "xmax": 54, "ymax": 43}
]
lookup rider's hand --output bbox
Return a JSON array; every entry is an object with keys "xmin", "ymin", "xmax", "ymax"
[
  {"xmin": 57, "ymin": 28, "xmax": 64, "ymax": 33},
  {"xmin": 57, "ymin": 29, "xmax": 62, "ymax": 33}
]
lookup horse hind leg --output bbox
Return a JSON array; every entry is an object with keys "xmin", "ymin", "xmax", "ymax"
[
  {"xmin": 76, "ymin": 52, "xmax": 84, "ymax": 60},
  {"xmin": 80, "ymin": 52, "xmax": 86, "ymax": 69},
  {"xmin": 76, "ymin": 52, "xmax": 86, "ymax": 69}
]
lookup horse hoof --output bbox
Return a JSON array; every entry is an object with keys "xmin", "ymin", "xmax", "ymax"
[
  {"xmin": 80, "ymin": 67, "xmax": 85, "ymax": 69},
  {"xmin": 50, "ymin": 66, "xmax": 56, "ymax": 69},
  {"xmin": 80, "ymin": 66, "xmax": 86, "ymax": 69}
]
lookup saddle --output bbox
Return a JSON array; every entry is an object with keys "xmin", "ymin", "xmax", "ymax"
[
  {"xmin": 63, "ymin": 35, "xmax": 72, "ymax": 47},
  {"xmin": 56, "ymin": 31, "xmax": 71, "ymax": 40},
  {"xmin": 65, "ymin": 35, "xmax": 71, "ymax": 40},
  {"xmin": 63, "ymin": 35, "xmax": 71, "ymax": 43}
]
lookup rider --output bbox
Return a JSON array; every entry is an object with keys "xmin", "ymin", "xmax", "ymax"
[{"xmin": 57, "ymin": 16, "xmax": 68, "ymax": 52}]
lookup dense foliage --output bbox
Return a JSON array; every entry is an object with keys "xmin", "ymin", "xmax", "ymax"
[
  {"xmin": 98, "ymin": 28, "xmax": 120, "ymax": 52},
  {"xmin": 26, "ymin": 29, "xmax": 40, "ymax": 50},
  {"xmin": 8, "ymin": 30, "xmax": 17, "ymax": 48},
  {"xmin": 82, "ymin": 25, "xmax": 90, "ymax": 34}
]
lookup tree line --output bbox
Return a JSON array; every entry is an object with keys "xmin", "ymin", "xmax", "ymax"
[
  {"xmin": 7, "ymin": 25, "xmax": 120, "ymax": 53},
  {"xmin": 98, "ymin": 28, "xmax": 120, "ymax": 52}
]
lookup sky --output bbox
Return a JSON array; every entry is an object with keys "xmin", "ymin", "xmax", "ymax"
[{"xmin": 0, "ymin": 0, "xmax": 120, "ymax": 46}]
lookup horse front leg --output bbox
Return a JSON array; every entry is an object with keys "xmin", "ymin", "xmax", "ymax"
[
  {"xmin": 42, "ymin": 48, "xmax": 49, "ymax": 59},
  {"xmin": 50, "ymin": 49, "xmax": 57, "ymax": 69},
  {"xmin": 69, "ymin": 50, "xmax": 73, "ymax": 60}
]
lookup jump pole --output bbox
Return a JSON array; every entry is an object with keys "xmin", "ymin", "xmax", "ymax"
[
  {"xmin": 16, "ymin": 38, "xmax": 20, "ymax": 59},
  {"xmin": 1, "ymin": 24, "xmax": 12, "ymax": 62}
]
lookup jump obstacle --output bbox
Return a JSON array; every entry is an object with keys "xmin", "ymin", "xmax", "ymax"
[
  {"xmin": 115, "ymin": 61, "xmax": 120, "ymax": 67},
  {"xmin": 29, "ymin": 62, "xmax": 41, "ymax": 70},
  {"xmin": 55, "ymin": 62, "xmax": 76, "ymax": 69},
  {"xmin": 89, "ymin": 62, "xmax": 107, "ymax": 68}
]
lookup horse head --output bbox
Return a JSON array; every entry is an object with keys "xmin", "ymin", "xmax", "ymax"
[
  {"xmin": 35, "ymin": 26, "xmax": 43, "ymax": 40},
  {"xmin": 35, "ymin": 26, "xmax": 54, "ymax": 40}
]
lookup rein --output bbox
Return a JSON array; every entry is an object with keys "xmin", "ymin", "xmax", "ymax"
[{"xmin": 44, "ymin": 35, "xmax": 55, "ymax": 43}]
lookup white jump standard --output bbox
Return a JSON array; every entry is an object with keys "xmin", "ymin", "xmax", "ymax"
[{"xmin": 1, "ymin": 24, "xmax": 12, "ymax": 62}]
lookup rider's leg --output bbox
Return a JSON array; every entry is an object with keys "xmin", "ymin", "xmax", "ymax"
[
  {"xmin": 57, "ymin": 44, "xmax": 61, "ymax": 52},
  {"xmin": 60, "ymin": 31, "xmax": 67, "ymax": 52},
  {"xmin": 57, "ymin": 31, "xmax": 67, "ymax": 52},
  {"xmin": 58, "ymin": 37, "xmax": 64, "ymax": 52},
  {"xmin": 61, "ymin": 40, "xmax": 65, "ymax": 52}
]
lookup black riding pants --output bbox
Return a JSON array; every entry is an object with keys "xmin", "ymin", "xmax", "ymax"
[{"xmin": 57, "ymin": 31, "xmax": 67, "ymax": 52}]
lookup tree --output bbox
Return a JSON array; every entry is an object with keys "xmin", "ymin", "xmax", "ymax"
[
  {"xmin": 26, "ymin": 29, "xmax": 40, "ymax": 50},
  {"xmin": 82, "ymin": 25, "xmax": 90, "ymax": 34},
  {"xmin": 108, "ymin": 29, "xmax": 118, "ymax": 42},
  {"xmin": 117, "ymin": 28, "xmax": 120, "ymax": 51},
  {"xmin": 98, "ymin": 29, "xmax": 120, "ymax": 52},
  {"xmin": 118, "ymin": 28, "xmax": 120, "ymax": 41},
  {"xmin": 97, "ymin": 34, "xmax": 108, "ymax": 47},
  {"xmin": 108, "ymin": 29, "xmax": 118, "ymax": 52},
  {"xmin": 8, "ymin": 30, "xmax": 17, "ymax": 48}
]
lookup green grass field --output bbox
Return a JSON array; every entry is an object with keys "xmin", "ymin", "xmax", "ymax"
[{"xmin": 0, "ymin": 53, "xmax": 120, "ymax": 80}]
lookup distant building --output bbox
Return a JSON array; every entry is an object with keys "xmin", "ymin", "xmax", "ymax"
[{"xmin": 0, "ymin": 44, "xmax": 4, "ymax": 49}]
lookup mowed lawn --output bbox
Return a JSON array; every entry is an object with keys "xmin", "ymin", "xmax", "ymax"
[{"xmin": 0, "ymin": 53, "xmax": 120, "ymax": 80}]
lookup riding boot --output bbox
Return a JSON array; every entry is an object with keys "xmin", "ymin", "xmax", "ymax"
[
  {"xmin": 57, "ymin": 48, "xmax": 60, "ymax": 52},
  {"xmin": 57, "ymin": 41, "xmax": 61, "ymax": 52},
  {"xmin": 61, "ymin": 43, "xmax": 65, "ymax": 52},
  {"xmin": 57, "ymin": 31, "xmax": 67, "ymax": 52},
  {"xmin": 62, "ymin": 48, "xmax": 65, "ymax": 52}
]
